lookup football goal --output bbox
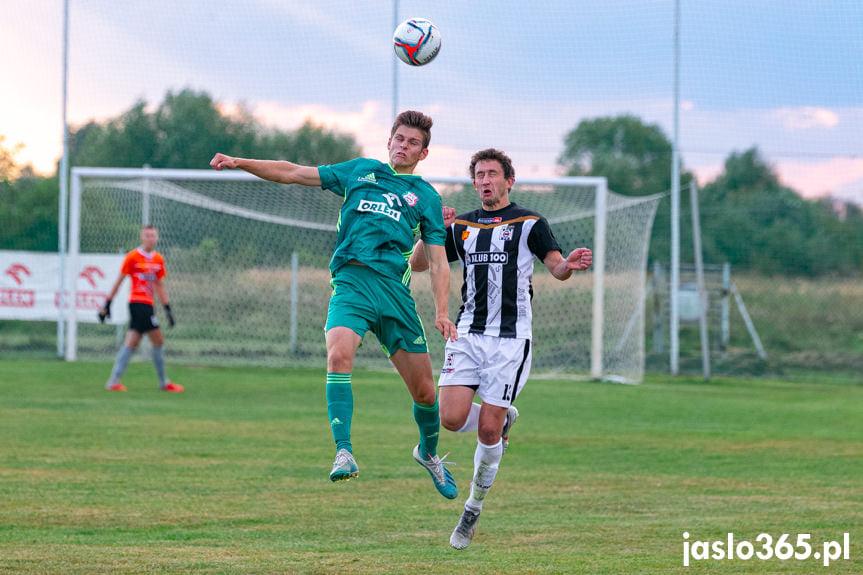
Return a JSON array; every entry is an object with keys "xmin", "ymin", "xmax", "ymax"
[{"xmin": 64, "ymin": 167, "xmax": 661, "ymax": 383}]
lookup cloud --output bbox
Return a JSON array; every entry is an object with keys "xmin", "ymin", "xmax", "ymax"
[
  {"xmin": 689, "ymin": 157, "xmax": 863, "ymax": 202},
  {"xmin": 0, "ymin": 4, "xmax": 63, "ymax": 174},
  {"xmin": 690, "ymin": 155, "xmax": 863, "ymax": 203},
  {"xmin": 691, "ymin": 164, "xmax": 724, "ymax": 187},
  {"xmin": 679, "ymin": 104, "xmax": 863, "ymax": 200},
  {"xmin": 251, "ymin": 100, "xmax": 478, "ymax": 177},
  {"xmin": 831, "ymin": 178, "xmax": 863, "ymax": 206},
  {"xmin": 774, "ymin": 157, "xmax": 863, "ymax": 200},
  {"xmin": 252, "ymin": 0, "xmax": 388, "ymax": 62},
  {"xmin": 253, "ymin": 100, "xmax": 390, "ymax": 156},
  {"xmin": 773, "ymin": 106, "xmax": 839, "ymax": 130}
]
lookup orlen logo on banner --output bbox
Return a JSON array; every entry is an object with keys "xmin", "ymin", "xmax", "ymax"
[
  {"xmin": 79, "ymin": 266, "xmax": 105, "ymax": 288},
  {"xmin": 5, "ymin": 263, "xmax": 30, "ymax": 285},
  {"xmin": 55, "ymin": 265, "xmax": 110, "ymax": 310},
  {"xmin": 71, "ymin": 265, "xmax": 108, "ymax": 309},
  {"xmin": 1, "ymin": 263, "xmax": 35, "ymax": 307}
]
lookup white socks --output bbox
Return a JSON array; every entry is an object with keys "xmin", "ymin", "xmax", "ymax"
[
  {"xmin": 456, "ymin": 402, "xmax": 482, "ymax": 433},
  {"xmin": 464, "ymin": 438, "xmax": 503, "ymax": 512}
]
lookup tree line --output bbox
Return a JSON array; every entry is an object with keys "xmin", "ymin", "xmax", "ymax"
[
  {"xmin": 559, "ymin": 115, "xmax": 863, "ymax": 276},
  {"xmin": 1, "ymin": 92, "xmax": 861, "ymax": 276},
  {"xmin": 0, "ymin": 89, "xmax": 359, "ymax": 253}
]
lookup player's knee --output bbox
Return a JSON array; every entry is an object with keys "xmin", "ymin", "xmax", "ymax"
[
  {"xmin": 412, "ymin": 386, "xmax": 437, "ymax": 406},
  {"xmin": 326, "ymin": 348, "xmax": 354, "ymax": 372},
  {"xmin": 440, "ymin": 412, "xmax": 464, "ymax": 432},
  {"xmin": 478, "ymin": 422, "xmax": 503, "ymax": 445}
]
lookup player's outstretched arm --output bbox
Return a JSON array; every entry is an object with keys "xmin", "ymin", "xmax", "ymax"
[
  {"xmin": 209, "ymin": 153, "xmax": 322, "ymax": 187},
  {"xmin": 425, "ymin": 243, "xmax": 458, "ymax": 341},
  {"xmin": 544, "ymin": 247, "xmax": 593, "ymax": 281}
]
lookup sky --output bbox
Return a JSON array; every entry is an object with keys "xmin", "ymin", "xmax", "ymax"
[{"xmin": 2, "ymin": 0, "xmax": 862, "ymax": 203}]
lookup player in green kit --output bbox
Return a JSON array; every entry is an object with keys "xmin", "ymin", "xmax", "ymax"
[{"xmin": 209, "ymin": 111, "xmax": 459, "ymax": 499}]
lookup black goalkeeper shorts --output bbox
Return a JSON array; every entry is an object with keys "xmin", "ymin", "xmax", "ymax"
[{"xmin": 129, "ymin": 303, "xmax": 160, "ymax": 333}]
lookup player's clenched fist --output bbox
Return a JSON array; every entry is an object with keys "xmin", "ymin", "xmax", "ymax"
[
  {"xmin": 567, "ymin": 247, "xmax": 592, "ymax": 271},
  {"xmin": 442, "ymin": 206, "xmax": 456, "ymax": 228},
  {"xmin": 210, "ymin": 153, "xmax": 238, "ymax": 170}
]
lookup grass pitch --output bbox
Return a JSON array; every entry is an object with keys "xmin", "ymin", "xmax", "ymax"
[{"xmin": 0, "ymin": 361, "xmax": 861, "ymax": 574}]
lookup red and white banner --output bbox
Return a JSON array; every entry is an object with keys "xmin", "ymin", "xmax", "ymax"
[{"xmin": 0, "ymin": 251, "xmax": 129, "ymax": 324}]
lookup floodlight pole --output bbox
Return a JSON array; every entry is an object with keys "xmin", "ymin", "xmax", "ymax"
[
  {"xmin": 670, "ymin": 0, "xmax": 681, "ymax": 375},
  {"xmin": 57, "ymin": 0, "xmax": 70, "ymax": 357}
]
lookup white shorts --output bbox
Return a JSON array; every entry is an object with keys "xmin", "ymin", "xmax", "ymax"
[{"xmin": 438, "ymin": 332, "xmax": 532, "ymax": 408}]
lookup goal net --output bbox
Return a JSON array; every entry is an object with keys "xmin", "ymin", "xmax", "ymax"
[{"xmin": 67, "ymin": 167, "xmax": 661, "ymax": 383}]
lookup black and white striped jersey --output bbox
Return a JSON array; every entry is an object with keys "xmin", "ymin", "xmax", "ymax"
[{"xmin": 445, "ymin": 202, "xmax": 562, "ymax": 339}]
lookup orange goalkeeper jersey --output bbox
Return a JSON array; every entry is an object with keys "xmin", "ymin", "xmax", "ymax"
[{"xmin": 121, "ymin": 248, "xmax": 166, "ymax": 305}]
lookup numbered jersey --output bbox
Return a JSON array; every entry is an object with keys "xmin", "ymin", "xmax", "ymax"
[
  {"xmin": 318, "ymin": 158, "xmax": 445, "ymax": 285},
  {"xmin": 446, "ymin": 203, "xmax": 561, "ymax": 339}
]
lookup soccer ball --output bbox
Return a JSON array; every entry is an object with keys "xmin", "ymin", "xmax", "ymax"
[{"xmin": 393, "ymin": 18, "xmax": 441, "ymax": 66}]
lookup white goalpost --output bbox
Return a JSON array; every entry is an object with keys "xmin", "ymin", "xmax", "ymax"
[{"xmin": 65, "ymin": 167, "xmax": 661, "ymax": 383}]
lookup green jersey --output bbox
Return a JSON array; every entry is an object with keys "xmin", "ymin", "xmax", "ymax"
[{"xmin": 318, "ymin": 158, "xmax": 445, "ymax": 285}]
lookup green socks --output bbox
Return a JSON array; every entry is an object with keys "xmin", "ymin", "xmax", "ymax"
[
  {"xmin": 327, "ymin": 376, "xmax": 439, "ymax": 459},
  {"xmin": 326, "ymin": 373, "xmax": 353, "ymax": 454},
  {"xmin": 413, "ymin": 399, "xmax": 440, "ymax": 458}
]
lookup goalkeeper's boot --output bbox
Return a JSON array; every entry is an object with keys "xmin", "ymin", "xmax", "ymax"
[
  {"xmin": 450, "ymin": 507, "xmax": 480, "ymax": 549},
  {"xmin": 329, "ymin": 449, "xmax": 359, "ymax": 482},
  {"xmin": 161, "ymin": 382, "xmax": 184, "ymax": 393},
  {"xmin": 501, "ymin": 405, "xmax": 519, "ymax": 455},
  {"xmin": 413, "ymin": 445, "xmax": 458, "ymax": 499},
  {"xmin": 106, "ymin": 382, "xmax": 127, "ymax": 392}
]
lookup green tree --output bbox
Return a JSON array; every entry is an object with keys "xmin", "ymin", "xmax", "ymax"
[
  {"xmin": 152, "ymin": 90, "xmax": 240, "ymax": 168},
  {"xmin": 0, "ymin": 135, "xmax": 23, "ymax": 181},
  {"xmin": 558, "ymin": 115, "xmax": 695, "ymax": 263},
  {"xmin": 700, "ymin": 148, "xmax": 862, "ymax": 276},
  {"xmin": 70, "ymin": 101, "xmax": 158, "ymax": 168},
  {"xmin": 0, "ymin": 137, "xmax": 58, "ymax": 251},
  {"xmin": 69, "ymin": 89, "xmax": 361, "ymax": 169},
  {"xmin": 255, "ymin": 120, "xmax": 361, "ymax": 166},
  {"xmin": 557, "ymin": 117, "xmax": 862, "ymax": 276},
  {"xmin": 6, "ymin": 90, "xmax": 363, "ymax": 252},
  {"xmin": 559, "ymin": 114, "xmax": 679, "ymax": 197}
]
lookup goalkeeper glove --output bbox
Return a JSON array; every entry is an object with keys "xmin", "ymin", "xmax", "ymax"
[
  {"xmin": 98, "ymin": 299, "xmax": 112, "ymax": 323},
  {"xmin": 164, "ymin": 304, "xmax": 175, "ymax": 328}
]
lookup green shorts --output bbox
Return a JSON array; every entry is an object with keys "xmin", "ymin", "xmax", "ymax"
[{"xmin": 326, "ymin": 263, "xmax": 429, "ymax": 355}]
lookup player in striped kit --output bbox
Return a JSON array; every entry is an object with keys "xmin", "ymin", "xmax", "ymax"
[{"xmin": 411, "ymin": 148, "xmax": 592, "ymax": 548}]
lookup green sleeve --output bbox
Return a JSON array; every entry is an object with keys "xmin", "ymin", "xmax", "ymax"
[{"xmin": 318, "ymin": 158, "xmax": 365, "ymax": 197}]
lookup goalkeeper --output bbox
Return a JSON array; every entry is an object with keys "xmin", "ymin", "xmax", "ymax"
[
  {"xmin": 98, "ymin": 225, "xmax": 183, "ymax": 393},
  {"xmin": 209, "ymin": 110, "xmax": 459, "ymax": 499}
]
